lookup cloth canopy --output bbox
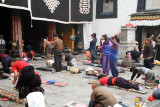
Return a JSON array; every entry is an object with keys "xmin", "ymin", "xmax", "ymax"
[{"xmin": 0, "ymin": 0, "xmax": 93, "ymax": 24}]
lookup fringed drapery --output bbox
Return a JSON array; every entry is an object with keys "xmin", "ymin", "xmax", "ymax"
[{"xmin": 11, "ymin": 10, "xmax": 23, "ymax": 51}]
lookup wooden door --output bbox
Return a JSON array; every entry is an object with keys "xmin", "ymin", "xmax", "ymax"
[{"xmin": 62, "ymin": 28, "xmax": 75, "ymax": 50}]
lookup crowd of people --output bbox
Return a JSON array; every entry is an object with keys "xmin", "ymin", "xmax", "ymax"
[
  {"xmin": 0, "ymin": 32, "xmax": 160, "ymax": 106},
  {"xmin": 87, "ymin": 33, "xmax": 160, "ymax": 106}
]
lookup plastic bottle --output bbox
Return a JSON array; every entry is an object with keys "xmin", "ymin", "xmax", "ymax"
[{"xmin": 135, "ymin": 96, "xmax": 140, "ymax": 107}]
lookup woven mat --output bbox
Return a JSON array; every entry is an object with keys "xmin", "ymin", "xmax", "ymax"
[{"xmin": 0, "ymin": 88, "xmax": 23, "ymax": 103}]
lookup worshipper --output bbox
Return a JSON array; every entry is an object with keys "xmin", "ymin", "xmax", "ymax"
[
  {"xmin": 75, "ymin": 31, "xmax": 83, "ymax": 53},
  {"xmin": 89, "ymin": 81, "xmax": 117, "ymax": 107},
  {"xmin": 46, "ymin": 59, "xmax": 69, "ymax": 71},
  {"xmin": 89, "ymin": 33, "xmax": 98, "ymax": 63},
  {"xmin": 52, "ymin": 34, "xmax": 63, "ymax": 72},
  {"xmin": 0, "ymin": 53, "xmax": 11, "ymax": 73},
  {"xmin": 0, "ymin": 35, "xmax": 6, "ymax": 54},
  {"xmin": 98, "ymin": 74, "xmax": 142, "ymax": 91},
  {"xmin": 27, "ymin": 50, "xmax": 34, "ymax": 61},
  {"xmin": 46, "ymin": 60, "xmax": 55, "ymax": 68},
  {"xmin": 100, "ymin": 34, "xmax": 112, "ymax": 75},
  {"xmin": 11, "ymin": 59, "xmax": 41, "ymax": 98},
  {"xmin": 143, "ymin": 38, "xmax": 153, "ymax": 69},
  {"xmin": 62, "ymin": 52, "xmax": 77, "ymax": 67},
  {"xmin": 151, "ymin": 36, "xmax": 156, "ymax": 67},
  {"xmin": 0, "ymin": 35, "xmax": 5, "ymax": 45},
  {"xmin": 99, "ymin": 34, "xmax": 108, "ymax": 64},
  {"xmin": 43, "ymin": 39, "xmax": 53, "ymax": 59},
  {"xmin": 47, "ymin": 35, "xmax": 54, "ymax": 42},
  {"xmin": 11, "ymin": 42, "xmax": 20, "ymax": 58},
  {"xmin": 130, "ymin": 67, "xmax": 155, "ymax": 85},
  {"xmin": 126, "ymin": 46, "xmax": 141, "ymax": 63},
  {"xmin": 109, "ymin": 34, "xmax": 120, "ymax": 77},
  {"xmin": 155, "ymin": 34, "xmax": 160, "ymax": 61}
]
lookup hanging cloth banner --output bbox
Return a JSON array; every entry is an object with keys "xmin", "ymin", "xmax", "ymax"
[
  {"xmin": 30, "ymin": 0, "xmax": 69, "ymax": 23},
  {"xmin": 71, "ymin": 0, "xmax": 93, "ymax": 22},
  {"xmin": 0, "ymin": 0, "xmax": 93, "ymax": 24},
  {"xmin": 0, "ymin": 0, "xmax": 28, "ymax": 10}
]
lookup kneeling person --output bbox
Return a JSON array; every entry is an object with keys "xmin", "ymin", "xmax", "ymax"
[
  {"xmin": 130, "ymin": 67, "xmax": 155, "ymax": 84},
  {"xmin": 62, "ymin": 53, "xmax": 77, "ymax": 67},
  {"xmin": 0, "ymin": 53, "xmax": 11, "ymax": 73},
  {"xmin": 11, "ymin": 59, "xmax": 41, "ymax": 98},
  {"xmin": 89, "ymin": 81, "xmax": 117, "ymax": 107}
]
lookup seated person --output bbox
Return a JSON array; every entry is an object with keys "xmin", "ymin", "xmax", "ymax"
[
  {"xmin": 89, "ymin": 81, "xmax": 117, "ymax": 107},
  {"xmin": 0, "ymin": 53, "xmax": 11, "ymax": 73},
  {"xmin": 130, "ymin": 67, "xmax": 155, "ymax": 85},
  {"xmin": 98, "ymin": 74, "xmax": 142, "ymax": 90},
  {"xmin": 126, "ymin": 46, "xmax": 141, "ymax": 63},
  {"xmin": 62, "ymin": 52, "xmax": 77, "ymax": 67}
]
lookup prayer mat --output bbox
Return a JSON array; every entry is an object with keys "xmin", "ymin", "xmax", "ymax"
[
  {"xmin": 78, "ymin": 60, "xmax": 91, "ymax": 63},
  {"xmin": 0, "ymin": 88, "xmax": 23, "ymax": 103},
  {"xmin": 82, "ymin": 76, "xmax": 97, "ymax": 79},
  {"xmin": 33, "ymin": 57, "xmax": 42, "ymax": 60},
  {"xmin": 93, "ymin": 64, "xmax": 102, "ymax": 67},
  {"xmin": 42, "ymin": 80, "xmax": 68, "ymax": 87},
  {"xmin": 82, "ymin": 62, "xmax": 94, "ymax": 66},
  {"xmin": 133, "ymin": 80, "xmax": 157, "ymax": 88},
  {"xmin": 65, "ymin": 101, "xmax": 87, "ymax": 107},
  {"xmin": 36, "ymin": 67, "xmax": 54, "ymax": 71},
  {"xmin": 104, "ymin": 85, "xmax": 147, "ymax": 94}
]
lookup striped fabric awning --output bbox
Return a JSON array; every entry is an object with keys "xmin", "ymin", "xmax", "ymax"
[{"xmin": 130, "ymin": 10, "xmax": 160, "ymax": 26}]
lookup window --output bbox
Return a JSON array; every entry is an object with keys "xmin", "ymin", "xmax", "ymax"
[
  {"xmin": 137, "ymin": 0, "xmax": 160, "ymax": 12},
  {"xmin": 103, "ymin": 0, "xmax": 114, "ymax": 13},
  {"xmin": 96, "ymin": 0, "xmax": 117, "ymax": 19},
  {"xmin": 146, "ymin": 0, "xmax": 160, "ymax": 10}
]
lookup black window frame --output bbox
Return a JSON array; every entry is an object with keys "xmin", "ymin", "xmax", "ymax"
[
  {"xmin": 137, "ymin": 0, "xmax": 160, "ymax": 12},
  {"xmin": 96, "ymin": 0, "xmax": 117, "ymax": 19}
]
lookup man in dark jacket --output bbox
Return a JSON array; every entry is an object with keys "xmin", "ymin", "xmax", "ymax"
[
  {"xmin": 0, "ymin": 53, "xmax": 11, "ymax": 73},
  {"xmin": 89, "ymin": 33, "xmax": 97, "ymax": 63},
  {"xmin": 52, "ymin": 34, "xmax": 63, "ymax": 72}
]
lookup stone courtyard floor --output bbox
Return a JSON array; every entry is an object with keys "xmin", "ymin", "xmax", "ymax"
[{"xmin": 0, "ymin": 54, "xmax": 160, "ymax": 107}]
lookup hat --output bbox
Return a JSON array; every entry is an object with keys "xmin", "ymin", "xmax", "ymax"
[{"xmin": 53, "ymin": 34, "xmax": 58, "ymax": 37}]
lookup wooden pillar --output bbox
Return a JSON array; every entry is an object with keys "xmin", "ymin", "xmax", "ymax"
[
  {"xmin": 71, "ymin": 28, "xmax": 75, "ymax": 51},
  {"xmin": 11, "ymin": 10, "xmax": 23, "ymax": 52},
  {"xmin": 142, "ymin": 27, "xmax": 147, "ymax": 50}
]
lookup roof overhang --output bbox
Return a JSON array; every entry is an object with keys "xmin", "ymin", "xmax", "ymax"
[{"xmin": 130, "ymin": 10, "xmax": 160, "ymax": 26}]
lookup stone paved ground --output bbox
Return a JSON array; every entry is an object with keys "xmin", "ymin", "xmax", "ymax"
[{"xmin": 0, "ymin": 54, "xmax": 160, "ymax": 107}]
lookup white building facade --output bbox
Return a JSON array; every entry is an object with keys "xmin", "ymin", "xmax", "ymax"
[{"xmin": 83, "ymin": 0, "xmax": 138, "ymax": 49}]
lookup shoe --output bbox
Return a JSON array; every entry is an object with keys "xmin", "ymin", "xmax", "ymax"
[{"xmin": 135, "ymin": 59, "xmax": 140, "ymax": 63}]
